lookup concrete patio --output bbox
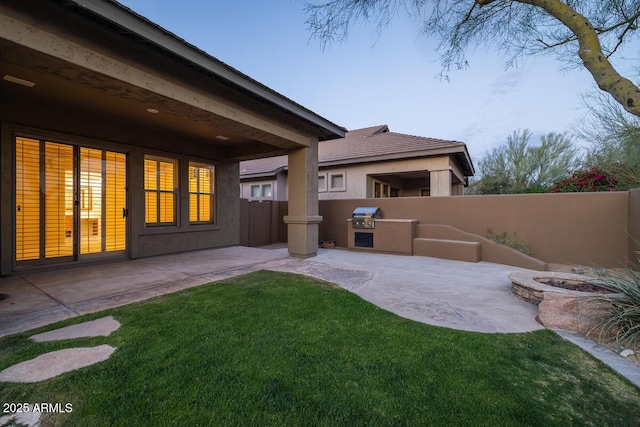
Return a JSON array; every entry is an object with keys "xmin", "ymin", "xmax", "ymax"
[
  {"xmin": 0, "ymin": 245, "xmax": 543, "ymax": 337},
  {"xmin": 1, "ymin": 245, "xmax": 638, "ymax": 387}
]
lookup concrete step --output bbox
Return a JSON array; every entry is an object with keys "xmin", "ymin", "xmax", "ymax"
[
  {"xmin": 413, "ymin": 237, "xmax": 480, "ymax": 263},
  {"xmin": 414, "ymin": 224, "xmax": 548, "ymax": 271}
]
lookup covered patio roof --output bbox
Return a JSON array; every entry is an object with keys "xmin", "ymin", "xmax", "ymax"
[{"xmin": 0, "ymin": 0, "xmax": 344, "ymax": 159}]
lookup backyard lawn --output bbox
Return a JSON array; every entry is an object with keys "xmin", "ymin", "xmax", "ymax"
[{"xmin": 1, "ymin": 270, "xmax": 639, "ymax": 426}]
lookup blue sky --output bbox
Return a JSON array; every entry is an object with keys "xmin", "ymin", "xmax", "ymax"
[{"xmin": 117, "ymin": 0, "xmax": 639, "ymax": 163}]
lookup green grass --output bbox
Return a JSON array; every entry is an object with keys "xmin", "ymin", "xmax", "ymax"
[{"xmin": 1, "ymin": 270, "xmax": 639, "ymax": 426}]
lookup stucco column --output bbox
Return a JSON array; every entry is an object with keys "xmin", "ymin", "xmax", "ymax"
[
  {"xmin": 283, "ymin": 141, "xmax": 322, "ymax": 257},
  {"xmin": 429, "ymin": 169, "xmax": 452, "ymax": 197}
]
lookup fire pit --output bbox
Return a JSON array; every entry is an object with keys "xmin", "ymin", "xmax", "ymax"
[
  {"xmin": 509, "ymin": 271, "xmax": 616, "ymax": 332},
  {"xmin": 535, "ymin": 277, "xmax": 608, "ymax": 294}
]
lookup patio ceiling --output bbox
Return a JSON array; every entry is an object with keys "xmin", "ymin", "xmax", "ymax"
[{"xmin": 0, "ymin": 0, "xmax": 344, "ymax": 161}]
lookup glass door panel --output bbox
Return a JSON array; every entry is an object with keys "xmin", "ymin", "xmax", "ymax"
[
  {"xmin": 16, "ymin": 139, "xmax": 74, "ymax": 265},
  {"xmin": 80, "ymin": 148, "xmax": 103, "ymax": 254},
  {"xmin": 79, "ymin": 148, "xmax": 127, "ymax": 257},
  {"xmin": 44, "ymin": 142, "xmax": 74, "ymax": 259},
  {"xmin": 16, "ymin": 137, "xmax": 127, "ymax": 266},
  {"xmin": 16, "ymin": 137, "xmax": 42, "ymax": 262},
  {"xmin": 104, "ymin": 151, "xmax": 127, "ymax": 252}
]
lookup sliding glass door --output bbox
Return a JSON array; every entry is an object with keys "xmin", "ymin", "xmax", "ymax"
[
  {"xmin": 15, "ymin": 137, "xmax": 127, "ymax": 267},
  {"xmin": 79, "ymin": 148, "xmax": 127, "ymax": 256}
]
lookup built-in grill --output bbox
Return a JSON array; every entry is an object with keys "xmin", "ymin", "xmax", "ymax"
[{"xmin": 352, "ymin": 207, "xmax": 382, "ymax": 229}]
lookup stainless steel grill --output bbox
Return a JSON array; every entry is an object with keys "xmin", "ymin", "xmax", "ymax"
[{"xmin": 352, "ymin": 207, "xmax": 382, "ymax": 229}]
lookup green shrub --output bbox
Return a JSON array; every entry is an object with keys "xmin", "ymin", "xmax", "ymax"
[
  {"xmin": 486, "ymin": 228, "xmax": 532, "ymax": 255},
  {"xmin": 550, "ymin": 163, "xmax": 638, "ymax": 192},
  {"xmin": 520, "ymin": 184, "xmax": 550, "ymax": 194},
  {"xmin": 590, "ymin": 262, "xmax": 640, "ymax": 350}
]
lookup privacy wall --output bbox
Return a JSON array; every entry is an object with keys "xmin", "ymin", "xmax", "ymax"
[
  {"xmin": 630, "ymin": 188, "xmax": 640, "ymax": 264},
  {"xmin": 316, "ymin": 191, "xmax": 634, "ymax": 268},
  {"xmin": 242, "ymin": 191, "xmax": 637, "ymax": 268}
]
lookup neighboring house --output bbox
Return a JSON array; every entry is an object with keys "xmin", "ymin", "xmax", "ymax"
[
  {"xmin": 240, "ymin": 125, "xmax": 475, "ymax": 200},
  {"xmin": 0, "ymin": 0, "xmax": 343, "ymax": 275}
]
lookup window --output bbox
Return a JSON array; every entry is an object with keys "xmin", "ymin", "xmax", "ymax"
[
  {"xmin": 373, "ymin": 179, "xmax": 393, "ymax": 198},
  {"xmin": 261, "ymin": 183, "xmax": 272, "ymax": 198},
  {"xmin": 329, "ymin": 172, "xmax": 346, "ymax": 192},
  {"xmin": 318, "ymin": 174, "xmax": 327, "ymax": 192},
  {"xmin": 145, "ymin": 155, "xmax": 177, "ymax": 225},
  {"xmin": 189, "ymin": 162, "xmax": 215, "ymax": 224},
  {"xmin": 248, "ymin": 183, "xmax": 273, "ymax": 200}
]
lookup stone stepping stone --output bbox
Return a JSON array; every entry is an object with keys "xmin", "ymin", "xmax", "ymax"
[
  {"xmin": 0, "ymin": 345, "xmax": 115, "ymax": 383},
  {"xmin": 30, "ymin": 316, "xmax": 120, "ymax": 342},
  {"xmin": 0, "ymin": 410, "xmax": 41, "ymax": 427}
]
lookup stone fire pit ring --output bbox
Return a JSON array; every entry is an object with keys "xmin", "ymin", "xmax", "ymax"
[{"xmin": 509, "ymin": 271, "xmax": 616, "ymax": 332}]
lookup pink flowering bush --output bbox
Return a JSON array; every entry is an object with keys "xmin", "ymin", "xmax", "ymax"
[{"xmin": 550, "ymin": 166, "xmax": 619, "ymax": 193}]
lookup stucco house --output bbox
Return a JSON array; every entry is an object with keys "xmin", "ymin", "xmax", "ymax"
[
  {"xmin": 240, "ymin": 125, "xmax": 475, "ymax": 200},
  {"xmin": 0, "ymin": 0, "xmax": 344, "ymax": 275}
]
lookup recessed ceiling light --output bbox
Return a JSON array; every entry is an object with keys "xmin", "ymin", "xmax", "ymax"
[
  {"xmin": 215, "ymin": 135, "xmax": 230, "ymax": 140},
  {"xmin": 3, "ymin": 75, "xmax": 36, "ymax": 87},
  {"xmin": 146, "ymin": 108, "xmax": 159, "ymax": 114}
]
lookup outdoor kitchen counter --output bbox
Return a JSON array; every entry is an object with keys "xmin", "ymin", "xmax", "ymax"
[{"xmin": 347, "ymin": 219, "xmax": 418, "ymax": 255}]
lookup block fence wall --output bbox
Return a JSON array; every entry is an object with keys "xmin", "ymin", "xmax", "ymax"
[{"xmin": 261, "ymin": 189, "xmax": 640, "ymax": 268}]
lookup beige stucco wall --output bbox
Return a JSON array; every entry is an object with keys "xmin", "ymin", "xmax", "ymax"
[
  {"xmin": 318, "ymin": 157, "xmax": 453, "ymax": 200},
  {"xmin": 242, "ymin": 154, "xmax": 469, "ymax": 201},
  {"xmin": 630, "ymin": 188, "xmax": 640, "ymax": 263},
  {"xmin": 318, "ymin": 192, "xmax": 631, "ymax": 267},
  {"xmin": 284, "ymin": 143, "xmax": 322, "ymax": 257},
  {"xmin": 430, "ymin": 170, "xmax": 452, "ymax": 197}
]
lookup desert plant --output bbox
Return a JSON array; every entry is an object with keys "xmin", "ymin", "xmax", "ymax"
[
  {"xmin": 550, "ymin": 164, "xmax": 634, "ymax": 193},
  {"xmin": 486, "ymin": 228, "xmax": 532, "ymax": 256},
  {"xmin": 589, "ymin": 263, "xmax": 640, "ymax": 350},
  {"xmin": 473, "ymin": 130, "xmax": 580, "ymax": 194}
]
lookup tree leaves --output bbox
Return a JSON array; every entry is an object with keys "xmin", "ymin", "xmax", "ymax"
[{"xmin": 471, "ymin": 129, "xmax": 580, "ymax": 194}]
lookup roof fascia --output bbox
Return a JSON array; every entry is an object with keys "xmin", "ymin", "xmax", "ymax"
[
  {"xmin": 318, "ymin": 147, "xmax": 470, "ymax": 169},
  {"xmin": 455, "ymin": 147, "xmax": 475, "ymax": 175}
]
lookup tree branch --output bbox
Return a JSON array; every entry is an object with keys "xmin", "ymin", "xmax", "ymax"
[
  {"xmin": 536, "ymin": 34, "xmax": 577, "ymax": 50},
  {"xmin": 607, "ymin": 16, "xmax": 639, "ymax": 57},
  {"xmin": 592, "ymin": 8, "xmax": 640, "ymax": 36},
  {"xmin": 520, "ymin": 0, "xmax": 640, "ymax": 117}
]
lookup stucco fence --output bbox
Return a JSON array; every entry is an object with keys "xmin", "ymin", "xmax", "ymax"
[{"xmin": 242, "ymin": 188, "xmax": 640, "ymax": 268}]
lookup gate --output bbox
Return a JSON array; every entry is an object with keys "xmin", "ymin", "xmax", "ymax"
[{"xmin": 247, "ymin": 201, "xmax": 272, "ymax": 247}]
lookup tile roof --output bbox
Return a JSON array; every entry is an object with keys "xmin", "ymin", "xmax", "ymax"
[
  {"xmin": 240, "ymin": 125, "xmax": 474, "ymax": 178},
  {"xmin": 239, "ymin": 155, "xmax": 287, "ymax": 177}
]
